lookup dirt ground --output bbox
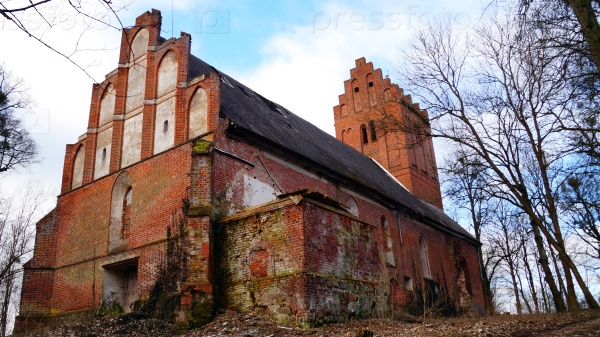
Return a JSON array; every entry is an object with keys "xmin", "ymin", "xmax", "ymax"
[{"xmin": 18, "ymin": 309, "xmax": 600, "ymax": 337}]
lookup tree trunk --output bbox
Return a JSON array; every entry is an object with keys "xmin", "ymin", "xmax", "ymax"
[
  {"xmin": 537, "ymin": 260, "xmax": 550, "ymax": 312},
  {"xmin": 522, "ymin": 241, "xmax": 540, "ymax": 314},
  {"xmin": 475, "ymin": 227, "xmax": 495, "ymax": 314},
  {"xmin": 507, "ymin": 256, "xmax": 523, "ymax": 314},
  {"xmin": 0, "ymin": 275, "xmax": 12, "ymax": 337},
  {"xmin": 517, "ymin": 268, "xmax": 533, "ymax": 314},
  {"xmin": 567, "ymin": 0, "xmax": 600, "ymax": 72},
  {"xmin": 538, "ymin": 220, "xmax": 600, "ymax": 309},
  {"xmin": 531, "ymin": 222, "xmax": 567, "ymax": 312}
]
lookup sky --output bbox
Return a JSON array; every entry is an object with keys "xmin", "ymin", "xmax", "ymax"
[{"xmin": 0, "ymin": 0, "xmax": 483, "ymax": 210}]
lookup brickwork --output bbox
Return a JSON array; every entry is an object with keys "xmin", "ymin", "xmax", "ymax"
[{"xmin": 17, "ymin": 9, "xmax": 486, "ymax": 332}]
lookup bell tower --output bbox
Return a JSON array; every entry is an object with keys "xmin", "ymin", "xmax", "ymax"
[{"xmin": 333, "ymin": 58, "xmax": 443, "ymax": 209}]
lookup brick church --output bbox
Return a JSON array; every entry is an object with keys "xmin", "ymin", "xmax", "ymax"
[{"xmin": 16, "ymin": 9, "xmax": 485, "ymax": 330}]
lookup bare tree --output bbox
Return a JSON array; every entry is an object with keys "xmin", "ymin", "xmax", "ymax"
[
  {"xmin": 0, "ymin": 65, "xmax": 37, "ymax": 173},
  {"xmin": 515, "ymin": 0, "xmax": 600, "ymax": 72},
  {"xmin": 560, "ymin": 173, "xmax": 600, "ymax": 260},
  {"xmin": 387, "ymin": 4, "xmax": 598, "ymax": 311},
  {"xmin": 0, "ymin": 182, "xmax": 50, "ymax": 336}
]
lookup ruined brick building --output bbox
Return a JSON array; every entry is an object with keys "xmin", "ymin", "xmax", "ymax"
[{"xmin": 16, "ymin": 9, "xmax": 485, "ymax": 330}]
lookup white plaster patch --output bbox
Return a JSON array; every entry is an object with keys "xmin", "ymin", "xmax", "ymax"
[
  {"xmin": 156, "ymin": 51, "xmax": 178, "ymax": 97},
  {"xmin": 243, "ymin": 175, "xmax": 278, "ymax": 208},
  {"xmin": 99, "ymin": 84, "xmax": 115, "ymax": 126},
  {"xmin": 71, "ymin": 146, "xmax": 85, "ymax": 189},
  {"xmin": 126, "ymin": 58, "xmax": 147, "ymax": 113},
  {"xmin": 94, "ymin": 128, "xmax": 112, "ymax": 179},
  {"xmin": 129, "ymin": 28, "xmax": 148, "ymax": 61},
  {"xmin": 189, "ymin": 87, "xmax": 208, "ymax": 139},
  {"xmin": 121, "ymin": 113, "xmax": 143, "ymax": 168},
  {"xmin": 153, "ymin": 97, "xmax": 175, "ymax": 154}
]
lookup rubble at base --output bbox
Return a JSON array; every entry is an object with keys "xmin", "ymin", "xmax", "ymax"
[{"xmin": 16, "ymin": 309, "xmax": 600, "ymax": 337}]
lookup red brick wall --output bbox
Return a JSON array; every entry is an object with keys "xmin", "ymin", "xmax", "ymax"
[
  {"xmin": 21, "ymin": 144, "xmax": 193, "ymax": 315},
  {"xmin": 216, "ymin": 200, "xmax": 307, "ymax": 322}
]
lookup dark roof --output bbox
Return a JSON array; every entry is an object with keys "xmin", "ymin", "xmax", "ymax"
[{"xmin": 188, "ymin": 55, "xmax": 477, "ymax": 244}]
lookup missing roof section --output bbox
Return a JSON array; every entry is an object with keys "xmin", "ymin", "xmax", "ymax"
[{"xmin": 256, "ymin": 93, "xmax": 287, "ymax": 118}]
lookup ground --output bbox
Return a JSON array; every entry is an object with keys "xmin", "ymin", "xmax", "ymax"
[{"xmin": 17, "ymin": 310, "xmax": 600, "ymax": 336}]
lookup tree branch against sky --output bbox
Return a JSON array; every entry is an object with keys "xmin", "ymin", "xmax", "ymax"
[{"xmin": 0, "ymin": 0, "xmax": 127, "ymax": 81}]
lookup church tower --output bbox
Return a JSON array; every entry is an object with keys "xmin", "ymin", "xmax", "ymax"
[{"xmin": 333, "ymin": 58, "xmax": 443, "ymax": 209}]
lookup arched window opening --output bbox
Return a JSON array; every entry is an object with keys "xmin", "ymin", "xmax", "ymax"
[
  {"xmin": 396, "ymin": 213, "xmax": 404, "ymax": 244},
  {"xmin": 457, "ymin": 259, "xmax": 472, "ymax": 311},
  {"xmin": 419, "ymin": 235, "xmax": 431, "ymax": 279},
  {"xmin": 367, "ymin": 73, "xmax": 376, "ymax": 106},
  {"xmin": 360, "ymin": 124, "xmax": 368, "ymax": 144},
  {"xmin": 102, "ymin": 148, "xmax": 107, "ymax": 162},
  {"xmin": 346, "ymin": 197, "xmax": 359, "ymax": 216},
  {"xmin": 110, "ymin": 172, "xmax": 133, "ymax": 251},
  {"xmin": 163, "ymin": 120, "xmax": 169, "ymax": 133},
  {"xmin": 369, "ymin": 120, "xmax": 377, "ymax": 142},
  {"xmin": 382, "ymin": 216, "xmax": 395, "ymax": 266},
  {"xmin": 352, "ymin": 79, "xmax": 361, "ymax": 111}
]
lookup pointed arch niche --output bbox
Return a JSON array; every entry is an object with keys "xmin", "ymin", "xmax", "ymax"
[
  {"xmin": 98, "ymin": 84, "xmax": 115, "ymax": 127},
  {"xmin": 189, "ymin": 87, "xmax": 208, "ymax": 139},
  {"xmin": 126, "ymin": 28, "xmax": 148, "ymax": 113},
  {"xmin": 156, "ymin": 50, "xmax": 178, "ymax": 98},
  {"xmin": 71, "ymin": 145, "xmax": 85, "ymax": 189}
]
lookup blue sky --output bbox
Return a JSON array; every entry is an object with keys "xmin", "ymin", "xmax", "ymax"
[{"xmin": 0, "ymin": 0, "xmax": 482, "ymax": 206}]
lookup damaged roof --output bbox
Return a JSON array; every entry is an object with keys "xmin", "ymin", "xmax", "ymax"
[{"xmin": 187, "ymin": 55, "xmax": 477, "ymax": 245}]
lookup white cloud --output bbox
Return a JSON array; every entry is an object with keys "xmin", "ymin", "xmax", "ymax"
[{"xmin": 228, "ymin": 0, "xmax": 480, "ymax": 135}]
